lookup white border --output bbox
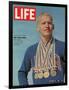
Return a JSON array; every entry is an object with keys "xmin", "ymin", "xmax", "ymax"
[{"xmin": 0, "ymin": 0, "xmax": 68, "ymax": 90}]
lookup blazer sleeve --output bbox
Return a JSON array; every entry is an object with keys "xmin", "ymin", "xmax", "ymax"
[{"xmin": 18, "ymin": 47, "xmax": 31, "ymax": 86}]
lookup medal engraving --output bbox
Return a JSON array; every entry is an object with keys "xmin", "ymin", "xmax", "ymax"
[
  {"xmin": 34, "ymin": 73, "xmax": 38, "ymax": 79},
  {"xmin": 43, "ymin": 71, "xmax": 49, "ymax": 78},
  {"xmin": 50, "ymin": 70, "xmax": 56, "ymax": 77},
  {"xmin": 38, "ymin": 72, "xmax": 43, "ymax": 79}
]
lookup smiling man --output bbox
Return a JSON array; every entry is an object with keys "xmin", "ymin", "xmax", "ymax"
[{"xmin": 18, "ymin": 13, "xmax": 65, "ymax": 86}]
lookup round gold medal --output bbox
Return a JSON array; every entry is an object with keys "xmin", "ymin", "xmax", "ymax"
[
  {"xmin": 50, "ymin": 70, "xmax": 56, "ymax": 77},
  {"xmin": 43, "ymin": 71, "xmax": 49, "ymax": 78},
  {"xmin": 34, "ymin": 73, "xmax": 38, "ymax": 79},
  {"xmin": 38, "ymin": 72, "xmax": 43, "ymax": 79}
]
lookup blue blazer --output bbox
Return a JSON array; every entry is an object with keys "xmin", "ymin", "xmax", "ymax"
[{"xmin": 18, "ymin": 39, "xmax": 65, "ymax": 86}]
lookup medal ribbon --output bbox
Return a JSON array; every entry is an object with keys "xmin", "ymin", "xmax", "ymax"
[{"xmin": 34, "ymin": 38, "xmax": 57, "ymax": 72}]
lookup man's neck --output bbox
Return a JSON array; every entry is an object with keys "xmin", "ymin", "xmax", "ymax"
[{"xmin": 40, "ymin": 35, "xmax": 52, "ymax": 45}]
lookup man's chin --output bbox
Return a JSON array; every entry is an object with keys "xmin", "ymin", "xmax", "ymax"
[{"xmin": 43, "ymin": 33, "xmax": 52, "ymax": 36}]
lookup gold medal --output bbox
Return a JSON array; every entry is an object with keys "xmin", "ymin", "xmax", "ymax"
[
  {"xmin": 38, "ymin": 72, "xmax": 43, "ymax": 79},
  {"xmin": 50, "ymin": 70, "xmax": 56, "ymax": 77},
  {"xmin": 43, "ymin": 71, "xmax": 49, "ymax": 78},
  {"xmin": 34, "ymin": 73, "xmax": 38, "ymax": 79}
]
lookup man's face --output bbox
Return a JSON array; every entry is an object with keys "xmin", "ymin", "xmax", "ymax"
[{"xmin": 38, "ymin": 15, "xmax": 53, "ymax": 37}]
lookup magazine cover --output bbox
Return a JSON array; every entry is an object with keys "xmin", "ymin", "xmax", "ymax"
[{"xmin": 9, "ymin": 1, "xmax": 67, "ymax": 88}]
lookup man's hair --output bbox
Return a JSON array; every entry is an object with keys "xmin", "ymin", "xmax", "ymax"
[{"xmin": 36, "ymin": 12, "xmax": 53, "ymax": 26}]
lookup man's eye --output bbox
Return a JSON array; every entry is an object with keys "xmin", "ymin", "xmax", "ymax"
[
  {"xmin": 48, "ymin": 22, "xmax": 52, "ymax": 24},
  {"xmin": 42, "ymin": 22, "xmax": 46, "ymax": 24},
  {"xmin": 42, "ymin": 22, "xmax": 52, "ymax": 25}
]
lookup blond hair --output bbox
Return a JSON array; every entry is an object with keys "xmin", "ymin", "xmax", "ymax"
[{"xmin": 36, "ymin": 13, "xmax": 53, "ymax": 26}]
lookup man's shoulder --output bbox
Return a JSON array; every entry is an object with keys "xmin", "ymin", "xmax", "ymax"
[
  {"xmin": 55, "ymin": 39, "xmax": 65, "ymax": 47},
  {"xmin": 55, "ymin": 39, "xmax": 65, "ymax": 55},
  {"xmin": 26, "ymin": 42, "xmax": 38, "ymax": 53},
  {"xmin": 29, "ymin": 43, "xmax": 38, "ymax": 48}
]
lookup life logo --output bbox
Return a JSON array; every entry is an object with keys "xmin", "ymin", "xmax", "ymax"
[{"xmin": 14, "ymin": 6, "xmax": 36, "ymax": 21}]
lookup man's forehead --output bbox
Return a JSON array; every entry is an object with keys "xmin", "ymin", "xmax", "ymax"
[
  {"xmin": 39, "ymin": 16, "xmax": 53, "ymax": 24},
  {"xmin": 36, "ymin": 13, "xmax": 53, "ymax": 24}
]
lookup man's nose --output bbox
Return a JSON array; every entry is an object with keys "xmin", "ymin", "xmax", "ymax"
[{"xmin": 45, "ymin": 22, "xmax": 49, "ymax": 27}]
